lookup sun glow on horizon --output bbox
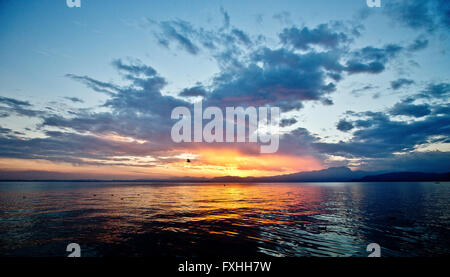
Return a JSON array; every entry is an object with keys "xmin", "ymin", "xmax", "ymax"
[
  {"xmin": 177, "ymin": 148, "xmax": 322, "ymax": 177},
  {"xmin": 0, "ymin": 147, "xmax": 323, "ymax": 179}
]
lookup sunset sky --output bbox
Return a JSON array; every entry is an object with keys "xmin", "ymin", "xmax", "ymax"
[{"xmin": 0, "ymin": 0, "xmax": 449, "ymax": 179}]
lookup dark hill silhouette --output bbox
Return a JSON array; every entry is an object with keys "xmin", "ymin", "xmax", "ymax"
[
  {"xmin": 210, "ymin": 167, "xmax": 450, "ymax": 183},
  {"xmin": 352, "ymin": 172, "xmax": 450, "ymax": 182},
  {"xmin": 211, "ymin": 166, "xmax": 370, "ymax": 182}
]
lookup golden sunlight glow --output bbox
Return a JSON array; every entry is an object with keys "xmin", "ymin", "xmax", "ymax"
[
  {"xmin": 0, "ymin": 144, "xmax": 323, "ymax": 179},
  {"xmin": 163, "ymin": 148, "xmax": 323, "ymax": 178}
]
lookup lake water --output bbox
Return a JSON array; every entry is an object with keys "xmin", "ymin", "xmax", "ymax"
[{"xmin": 0, "ymin": 182, "xmax": 449, "ymax": 257}]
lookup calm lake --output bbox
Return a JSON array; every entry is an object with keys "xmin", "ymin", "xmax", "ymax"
[{"xmin": 0, "ymin": 182, "xmax": 449, "ymax": 257}]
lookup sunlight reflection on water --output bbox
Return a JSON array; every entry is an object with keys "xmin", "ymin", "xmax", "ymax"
[{"xmin": 0, "ymin": 182, "xmax": 449, "ymax": 257}]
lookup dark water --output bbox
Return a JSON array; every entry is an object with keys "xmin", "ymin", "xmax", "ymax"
[{"xmin": 0, "ymin": 182, "xmax": 449, "ymax": 257}]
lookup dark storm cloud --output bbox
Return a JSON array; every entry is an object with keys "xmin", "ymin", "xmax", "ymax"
[
  {"xmin": 391, "ymin": 78, "xmax": 415, "ymax": 90},
  {"xmin": 279, "ymin": 24, "xmax": 349, "ymax": 50}
]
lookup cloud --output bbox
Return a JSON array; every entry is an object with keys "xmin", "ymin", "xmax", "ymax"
[
  {"xmin": 417, "ymin": 82, "xmax": 450, "ymax": 99},
  {"xmin": 148, "ymin": 8, "xmax": 258, "ymax": 60},
  {"xmin": 280, "ymin": 118, "xmax": 297, "ymax": 127},
  {"xmin": 179, "ymin": 85, "xmax": 208, "ymax": 97},
  {"xmin": 277, "ymin": 127, "xmax": 322, "ymax": 158},
  {"xmin": 432, "ymin": 103, "xmax": 450, "ymax": 115},
  {"xmin": 345, "ymin": 61, "xmax": 385, "ymax": 74},
  {"xmin": 0, "ymin": 130, "xmax": 168, "ymax": 166},
  {"xmin": 231, "ymin": 28, "xmax": 252, "ymax": 46},
  {"xmin": 65, "ymin": 74, "xmax": 120, "ymax": 95},
  {"xmin": 384, "ymin": 0, "xmax": 450, "ymax": 32},
  {"xmin": 351, "ymin": 84, "xmax": 378, "ymax": 95},
  {"xmin": 391, "ymin": 78, "xmax": 415, "ymax": 90},
  {"xmin": 255, "ymin": 14, "xmax": 263, "ymax": 25},
  {"xmin": 273, "ymin": 11, "xmax": 292, "ymax": 25},
  {"xmin": 389, "ymin": 101, "xmax": 431, "ymax": 118},
  {"xmin": 27, "ymin": 50, "xmax": 341, "ymax": 168},
  {"xmin": 112, "ymin": 58, "xmax": 157, "ymax": 77},
  {"xmin": 64, "ymin": 97, "xmax": 84, "ymax": 103},
  {"xmin": 220, "ymin": 7, "xmax": 230, "ymax": 30},
  {"xmin": 314, "ymin": 78, "xmax": 450, "ymax": 166},
  {"xmin": 159, "ymin": 20, "xmax": 200, "ymax": 55},
  {"xmin": 437, "ymin": 0, "xmax": 450, "ymax": 30},
  {"xmin": 204, "ymin": 47, "xmax": 343, "ymax": 111},
  {"xmin": 0, "ymin": 96, "xmax": 41, "ymax": 117},
  {"xmin": 0, "ymin": 126, "xmax": 12, "ymax": 134},
  {"xmin": 336, "ymin": 119, "xmax": 354, "ymax": 132},
  {"xmin": 345, "ymin": 44, "xmax": 403, "ymax": 74},
  {"xmin": 279, "ymin": 24, "xmax": 350, "ymax": 50},
  {"xmin": 407, "ymin": 38, "xmax": 429, "ymax": 52},
  {"xmin": 315, "ymin": 110, "xmax": 450, "ymax": 158},
  {"xmin": 54, "ymin": 61, "xmax": 188, "ymax": 146},
  {"xmin": 357, "ymin": 151, "xmax": 450, "ymax": 173},
  {"xmin": 0, "ymin": 96, "xmax": 31, "ymax": 107}
]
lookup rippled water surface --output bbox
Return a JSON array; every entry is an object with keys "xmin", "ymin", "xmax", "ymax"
[{"xmin": 0, "ymin": 182, "xmax": 449, "ymax": 257}]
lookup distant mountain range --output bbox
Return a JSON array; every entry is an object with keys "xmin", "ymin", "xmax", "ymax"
[
  {"xmin": 350, "ymin": 171, "xmax": 450, "ymax": 182},
  {"xmin": 1, "ymin": 166, "xmax": 449, "ymax": 182},
  {"xmin": 210, "ymin": 166, "xmax": 450, "ymax": 182},
  {"xmin": 211, "ymin": 166, "xmax": 367, "ymax": 182}
]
